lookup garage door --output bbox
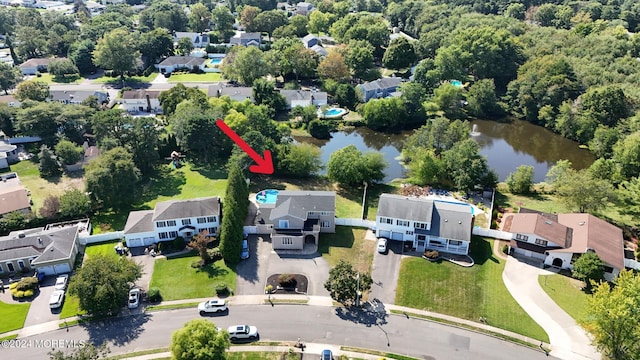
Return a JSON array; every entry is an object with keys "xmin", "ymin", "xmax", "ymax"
[
  {"xmin": 378, "ymin": 230, "xmax": 391, "ymax": 239},
  {"xmin": 391, "ymin": 232, "xmax": 403, "ymax": 240},
  {"xmin": 142, "ymin": 237, "xmax": 155, "ymax": 246},
  {"xmin": 53, "ymin": 264, "xmax": 71, "ymax": 274},
  {"xmin": 127, "ymin": 238, "xmax": 143, "ymax": 247},
  {"xmin": 37, "ymin": 266, "xmax": 55, "ymax": 276}
]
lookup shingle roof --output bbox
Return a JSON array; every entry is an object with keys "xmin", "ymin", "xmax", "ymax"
[
  {"xmin": 280, "ymin": 90, "xmax": 327, "ymax": 102},
  {"xmin": 124, "ymin": 210, "xmax": 155, "ymax": 234},
  {"xmin": 121, "ymin": 90, "xmax": 162, "ymax": 100},
  {"xmin": 152, "ymin": 197, "xmax": 221, "ymax": 221},
  {"xmin": 0, "ymin": 185, "xmax": 30, "ymax": 216},
  {"xmin": 360, "ymin": 77, "xmax": 403, "ymax": 92},
  {"xmin": 19, "ymin": 57, "xmax": 66, "ymax": 68},
  {"xmin": 506, "ymin": 213, "xmax": 572, "ymax": 248},
  {"xmin": 377, "ymin": 194, "xmax": 434, "ymax": 222},
  {"xmin": 0, "ymin": 226, "xmax": 78, "ymax": 264},
  {"xmin": 158, "ymin": 56, "xmax": 206, "ymax": 67},
  {"xmin": 431, "ymin": 201, "xmax": 473, "ymax": 241},
  {"xmin": 49, "ymin": 90, "xmax": 109, "ymax": 103},
  {"xmin": 269, "ymin": 191, "xmax": 335, "ymax": 220}
]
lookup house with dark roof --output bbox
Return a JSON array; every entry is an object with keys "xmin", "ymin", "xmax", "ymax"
[
  {"xmin": 357, "ymin": 77, "xmax": 404, "ymax": 102},
  {"xmin": 280, "ymin": 89, "xmax": 328, "ymax": 109},
  {"xmin": 18, "ymin": 57, "xmax": 67, "ymax": 75},
  {"xmin": 120, "ymin": 90, "xmax": 162, "ymax": 113},
  {"xmin": 208, "ymin": 83, "xmax": 254, "ymax": 102},
  {"xmin": 256, "ymin": 191, "xmax": 335, "ymax": 250},
  {"xmin": 157, "ymin": 56, "xmax": 207, "ymax": 74},
  {"xmin": 0, "ymin": 223, "xmax": 82, "ymax": 276},
  {"xmin": 173, "ymin": 32, "xmax": 210, "ymax": 48},
  {"xmin": 229, "ymin": 32, "xmax": 262, "ymax": 46},
  {"xmin": 49, "ymin": 90, "xmax": 109, "ymax": 105},
  {"xmin": 301, "ymin": 34, "xmax": 318, "ymax": 48},
  {"xmin": 504, "ymin": 210, "xmax": 625, "ymax": 281},
  {"xmin": 375, "ymin": 194, "xmax": 474, "ymax": 255},
  {"xmin": 295, "ymin": 1, "xmax": 314, "ymax": 15},
  {"xmin": 124, "ymin": 197, "xmax": 221, "ymax": 247}
]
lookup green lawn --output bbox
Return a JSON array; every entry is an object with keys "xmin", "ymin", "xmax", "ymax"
[
  {"xmin": 149, "ymin": 251, "xmax": 237, "ymax": 301},
  {"xmin": 395, "ymin": 237, "xmax": 548, "ymax": 342},
  {"xmin": 539, "ymin": 274, "xmax": 590, "ymax": 323},
  {"xmin": 84, "ymin": 241, "xmax": 122, "ymax": 259},
  {"xmin": 32, "ymin": 73, "xmax": 81, "ymax": 84},
  {"xmin": 318, "ymin": 226, "xmax": 374, "ymax": 274},
  {"xmin": 168, "ymin": 72, "xmax": 223, "ymax": 82},
  {"xmin": 58, "ymin": 294, "xmax": 86, "ymax": 319},
  {"xmin": 92, "ymin": 73, "xmax": 158, "ymax": 84},
  {"xmin": 0, "ymin": 300, "xmax": 30, "ymax": 334}
]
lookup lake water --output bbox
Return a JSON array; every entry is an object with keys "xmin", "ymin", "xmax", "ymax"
[{"xmin": 294, "ymin": 118, "xmax": 595, "ymax": 183}]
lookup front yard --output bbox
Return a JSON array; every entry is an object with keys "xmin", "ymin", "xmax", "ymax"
[
  {"xmin": 318, "ymin": 226, "xmax": 374, "ymax": 274},
  {"xmin": 167, "ymin": 72, "xmax": 222, "ymax": 82},
  {"xmin": 395, "ymin": 237, "xmax": 548, "ymax": 342},
  {"xmin": 0, "ymin": 300, "xmax": 30, "ymax": 334},
  {"xmin": 538, "ymin": 274, "xmax": 589, "ymax": 323},
  {"xmin": 149, "ymin": 251, "xmax": 236, "ymax": 301}
]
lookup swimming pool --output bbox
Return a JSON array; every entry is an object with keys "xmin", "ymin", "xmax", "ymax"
[
  {"xmin": 319, "ymin": 107, "xmax": 348, "ymax": 119},
  {"xmin": 208, "ymin": 58, "xmax": 223, "ymax": 65},
  {"xmin": 450, "ymin": 80, "xmax": 463, "ymax": 87},
  {"xmin": 255, "ymin": 189, "xmax": 279, "ymax": 204}
]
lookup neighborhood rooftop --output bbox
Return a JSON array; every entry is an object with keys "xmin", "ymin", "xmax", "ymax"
[
  {"xmin": 0, "ymin": 225, "xmax": 78, "ymax": 265},
  {"xmin": 152, "ymin": 197, "xmax": 221, "ymax": 221},
  {"xmin": 269, "ymin": 191, "xmax": 336, "ymax": 220},
  {"xmin": 121, "ymin": 90, "xmax": 162, "ymax": 99},
  {"xmin": 158, "ymin": 56, "xmax": 206, "ymax": 67}
]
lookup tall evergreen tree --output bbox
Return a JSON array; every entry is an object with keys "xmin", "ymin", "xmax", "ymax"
[{"xmin": 220, "ymin": 162, "xmax": 249, "ymax": 263}]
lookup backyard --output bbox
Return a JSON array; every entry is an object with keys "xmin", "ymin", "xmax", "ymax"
[
  {"xmin": 538, "ymin": 274, "xmax": 590, "ymax": 323},
  {"xmin": 395, "ymin": 237, "xmax": 549, "ymax": 342},
  {"xmin": 149, "ymin": 251, "xmax": 236, "ymax": 301},
  {"xmin": 318, "ymin": 226, "xmax": 374, "ymax": 274}
]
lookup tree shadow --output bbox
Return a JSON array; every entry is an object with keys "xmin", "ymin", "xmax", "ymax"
[
  {"xmin": 470, "ymin": 236, "xmax": 498, "ymax": 265},
  {"xmin": 196, "ymin": 262, "xmax": 230, "ymax": 279},
  {"xmin": 334, "ymin": 298, "xmax": 388, "ymax": 327},
  {"xmin": 190, "ymin": 162, "xmax": 228, "ymax": 180},
  {"xmin": 82, "ymin": 313, "xmax": 151, "ymax": 347},
  {"xmin": 138, "ymin": 167, "xmax": 186, "ymax": 204}
]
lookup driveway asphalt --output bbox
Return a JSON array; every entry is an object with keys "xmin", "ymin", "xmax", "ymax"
[
  {"xmin": 21, "ymin": 276, "xmax": 63, "ymax": 327},
  {"xmin": 129, "ymin": 249, "xmax": 155, "ymax": 291},
  {"xmin": 502, "ymin": 256, "xmax": 601, "ymax": 360},
  {"xmin": 235, "ymin": 234, "xmax": 270, "ymax": 295},
  {"xmin": 369, "ymin": 235, "xmax": 403, "ymax": 304}
]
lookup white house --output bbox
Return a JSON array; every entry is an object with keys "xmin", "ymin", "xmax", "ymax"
[
  {"xmin": 280, "ymin": 90, "xmax": 328, "ymax": 109},
  {"xmin": 375, "ymin": 194, "xmax": 474, "ymax": 255},
  {"xmin": 295, "ymin": 2, "xmax": 314, "ymax": 15},
  {"xmin": 357, "ymin": 77, "xmax": 404, "ymax": 102},
  {"xmin": 120, "ymin": 90, "xmax": 162, "ymax": 113},
  {"xmin": 173, "ymin": 32, "xmax": 210, "ymax": 48},
  {"xmin": 157, "ymin": 56, "xmax": 207, "ymax": 74},
  {"xmin": 0, "ymin": 136, "xmax": 18, "ymax": 169},
  {"xmin": 18, "ymin": 57, "xmax": 65, "ymax": 75},
  {"xmin": 124, "ymin": 197, "xmax": 221, "ymax": 247},
  {"xmin": 208, "ymin": 83, "xmax": 254, "ymax": 103}
]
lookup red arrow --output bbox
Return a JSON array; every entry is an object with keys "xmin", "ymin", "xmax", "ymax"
[{"xmin": 215, "ymin": 119, "xmax": 274, "ymax": 175}]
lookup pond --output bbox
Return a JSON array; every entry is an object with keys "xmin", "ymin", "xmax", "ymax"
[{"xmin": 294, "ymin": 118, "xmax": 595, "ymax": 183}]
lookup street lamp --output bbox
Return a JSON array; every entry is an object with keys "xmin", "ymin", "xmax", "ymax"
[
  {"xmin": 361, "ymin": 181, "xmax": 368, "ymax": 220},
  {"xmin": 355, "ymin": 273, "xmax": 361, "ymax": 307}
]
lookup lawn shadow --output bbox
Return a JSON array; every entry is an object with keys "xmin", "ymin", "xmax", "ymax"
[
  {"xmin": 469, "ymin": 236, "xmax": 498, "ymax": 265},
  {"xmin": 100, "ymin": 78, "xmax": 152, "ymax": 89},
  {"xmin": 190, "ymin": 162, "xmax": 228, "ymax": 180},
  {"xmin": 317, "ymin": 227, "xmax": 356, "ymax": 255},
  {"xmin": 334, "ymin": 298, "xmax": 388, "ymax": 327},
  {"xmin": 138, "ymin": 166, "xmax": 186, "ymax": 203},
  {"xmin": 82, "ymin": 313, "xmax": 151, "ymax": 347},
  {"xmin": 196, "ymin": 262, "xmax": 230, "ymax": 279},
  {"xmin": 92, "ymin": 209, "xmax": 130, "ymax": 233}
]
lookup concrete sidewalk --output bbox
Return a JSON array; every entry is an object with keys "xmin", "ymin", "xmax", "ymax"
[{"xmin": 502, "ymin": 256, "xmax": 600, "ymax": 360}]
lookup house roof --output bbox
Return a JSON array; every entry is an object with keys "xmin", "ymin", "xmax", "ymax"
[
  {"xmin": 123, "ymin": 210, "xmax": 155, "ymax": 234},
  {"xmin": 158, "ymin": 56, "xmax": 206, "ymax": 67},
  {"xmin": 269, "ymin": 191, "xmax": 335, "ymax": 220},
  {"xmin": 19, "ymin": 57, "xmax": 66, "ymax": 68},
  {"xmin": 0, "ymin": 185, "xmax": 30, "ymax": 216},
  {"xmin": 359, "ymin": 77, "xmax": 403, "ymax": 92},
  {"xmin": 377, "ymin": 194, "xmax": 434, "ymax": 222},
  {"xmin": 217, "ymin": 86, "xmax": 253, "ymax": 99},
  {"xmin": 0, "ymin": 139, "xmax": 17, "ymax": 153},
  {"xmin": 430, "ymin": 201, "xmax": 473, "ymax": 241},
  {"xmin": 49, "ymin": 90, "xmax": 109, "ymax": 103},
  {"xmin": 302, "ymin": 34, "xmax": 317, "ymax": 43},
  {"xmin": 310, "ymin": 45, "xmax": 327, "ymax": 56},
  {"xmin": 0, "ymin": 225, "xmax": 78, "ymax": 264},
  {"xmin": 280, "ymin": 90, "xmax": 327, "ymax": 103},
  {"xmin": 505, "ymin": 213, "xmax": 572, "ymax": 248},
  {"xmin": 152, "ymin": 197, "xmax": 221, "ymax": 221},
  {"xmin": 234, "ymin": 32, "xmax": 261, "ymax": 39},
  {"xmin": 174, "ymin": 32, "xmax": 209, "ymax": 44},
  {"xmin": 121, "ymin": 90, "xmax": 162, "ymax": 100}
]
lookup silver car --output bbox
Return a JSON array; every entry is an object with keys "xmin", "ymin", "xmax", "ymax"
[{"xmin": 227, "ymin": 325, "xmax": 258, "ymax": 341}]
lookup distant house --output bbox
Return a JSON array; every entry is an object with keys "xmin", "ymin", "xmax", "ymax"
[
  {"xmin": 18, "ymin": 57, "xmax": 67, "ymax": 75},
  {"xmin": 229, "ymin": 32, "xmax": 262, "ymax": 47},
  {"xmin": 301, "ymin": 34, "xmax": 318, "ymax": 48},
  {"xmin": 49, "ymin": 90, "xmax": 109, "ymax": 105},
  {"xmin": 357, "ymin": 77, "xmax": 404, "ymax": 102},
  {"xmin": 0, "ymin": 136, "xmax": 18, "ymax": 169},
  {"xmin": 310, "ymin": 45, "xmax": 327, "ymax": 57},
  {"xmin": 257, "ymin": 191, "xmax": 336, "ymax": 250},
  {"xmin": 280, "ymin": 90, "xmax": 328, "ymax": 109},
  {"xmin": 173, "ymin": 32, "xmax": 210, "ymax": 48},
  {"xmin": 0, "ymin": 173, "xmax": 30, "ymax": 217},
  {"xmin": 157, "ymin": 56, "xmax": 207, "ymax": 74},
  {"xmin": 375, "ymin": 194, "xmax": 474, "ymax": 255},
  {"xmin": 124, "ymin": 197, "xmax": 221, "ymax": 248},
  {"xmin": 295, "ymin": 1, "xmax": 314, "ymax": 15},
  {"xmin": 120, "ymin": 90, "xmax": 162, "ymax": 113},
  {"xmin": 84, "ymin": 1, "xmax": 105, "ymax": 16},
  {"xmin": 504, "ymin": 210, "xmax": 625, "ymax": 281},
  {"xmin": 207, "ymin": 83, "xmax": 254, "ymax": 103},
  {"xmin": 0, "ymin": 95, "xmax": 20, "ymax": 108}
]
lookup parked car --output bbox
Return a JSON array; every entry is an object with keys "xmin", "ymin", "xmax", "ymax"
[
  {"xmin": 321, "ymin": 349, "xmax": 333, "ymax": 360},
  {"xmin": 128, "ymin": 288, "xmax": 141, "ymax": 309},
  {"xmin": 198, "ymin": 298, "xmax": 227, "ymax": 315},
  {"xmin": 227, "ymin": 325, "xmax": 258, "ymax": 341},
  {"xmin": 49, "ymin": 290, "xmax": 65, "ymax": 309},
  {"xmin": 240, "ymin": 239, "xmax": 249, "ymax": 260},
  {"xmin": 377, "ymin": 238, "xmax": 388, "ymax": 254},
  {"xmin": 54, "ymin": 274, "xmax": 69, "ymax": 290}
]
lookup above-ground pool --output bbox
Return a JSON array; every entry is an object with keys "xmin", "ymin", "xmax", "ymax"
[
  {"xmin": 256, "ymin": 189, "xmax": 279, "ymax": 204},
  {"xmin": 319, "ymin": 107, "xmax": 348, "ymax": 119},
  {"xmin": 208, "ymin": 58, "xmax": 224, "ymax": 66},
  {"xmin": 450, "ymin": 80, "xmax": 463, "ymax": 88}
]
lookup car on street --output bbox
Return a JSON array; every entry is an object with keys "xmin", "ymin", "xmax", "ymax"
[
  {"xmin": 54, "ymin": 274, "xmax": 68, "ymax": 290},
  {"xmin": 321, "ymin": 349, "xmax": 333, "ymax": 360},
  {"xmin": 227, "ymin": 325, "xmax": 258, "ymax": 341},
  {"xmin": 49, "ymin": 290, "xmax": 65, "ymax": 309},
  {"xmin": 240, "ymin": 239, "xmax": 249, "ymax": 260},
  {"xmin": 198, "ymin": 298, "xmax": 227, "ymax": 315},
  {"xmin": 377, "ymin": 238, "xmax": 388, "ymax": 254},
  {"xmin": 128, "ymin": 288, "xmax": 141, "ymax": 309}
]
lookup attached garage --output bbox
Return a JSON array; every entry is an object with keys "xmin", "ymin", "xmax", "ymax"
[
  {"xmin": 142, "ymin": 237, "xmax": 155, "ymax": 246},
  {"xmin": 378, "ymin": 230, "xmax": 391, "ymax": 239},
  {"xmin": 53, "ymin": 263, "xmax": 71, "ymax": 274},
  {"xmin": 127, "ymin": 238, "xmax": 144, "ymax": 247},
  {"xmin": 391, "ymin": 232, "xmax": 403, "ymax": 240},
  {"xmin": 36, "ymin": 266, "xmax": 55, "ymax": 276}
]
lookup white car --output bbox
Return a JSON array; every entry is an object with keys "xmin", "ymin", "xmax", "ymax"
[
  {"xmin": 128, "ymin": 288, "xmax": 141, "ymax": 309},
  {"xmin": 54, "ymin": 274, "xmax": 69, "ymax": 290},
  {"xmin": 377, "ymin": 238, "xmax": 388, "ymax": 254},
  {"xmin": 49, "ymin": 290, "xmax": 65, "ymax": 309},
  {"xmin": 240, "ymin": 239, "xmax": 249, "ymax": 260},
  {"xmin": 198, "ymin": 299, "xmax": 227, "ymax": 315},
  {"xmin": 227, "ymin": 325, "xmax": 259, "ymax": 341}
]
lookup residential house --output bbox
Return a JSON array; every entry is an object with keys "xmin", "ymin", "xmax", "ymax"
[
  {"xmin": 18, "ymin": 57, "xmax": 66, "ymax": 75},
  {"xmin": 295, "ymin": 2, "xmax": 314, "ymax": 15},
  {"xmin": 0, "ymin": 95, "xmax": 20, "ymax": 108},
  {"xmin": 49, "ymin": 90, "xmax": 109, "ymax": 105},
  {"xmin": 0, "ymin": 51, "xmax": 13, "ymax": 66},
  {"xmin": 505, "ymin": 210, "xmax": 625, "ymax": 281},
  {"xmin": 0, "ymin": 136, "xmax": 18, "ymax": 169},
  {"xmin": 375, "ymin": 194, "xmax": 474, "ymax": 255},
  {"xmin": 229, "ymin": 32, "xmax": 262, "ymax": 47},
  {"xmin": 85, "ymin": 1, "xmax": 105, "ymax": 16},
  {"xmin": 301, "ymin": 34, "xmax": 319, "ymax": 48},
  {"xmin": 0, "ymin": 220, "xmax": 90, "ymax": 276},
  {"xmin": 280, "ymin": 89, "xmax": 328, "ymax": 109},
  {"xmin": 173, "ymin": 32, "xmax": 210, "ymax": 48},
  {"xmin": 157, "ymin": 56, "xmax": 207, "ymax": 74},
  {"xmin": 208, "ymin": 83, "xmax": 254, "ymax": 103},
  {"xmin": 124, "ymin": 197, "xmax": 221, "ymax": 248},
  {"xmin": 120, "ymin": 90, "xmax": 162, "ymax": 113},
  {"xmin": 0, "ymin": 173, "xmax": 30, "ymax": 217},
  {"xmin": 357, "ymin": 77, "xmax": 404, "ymax": 102},
  {"xmin": 257, "ymin": 191, "xmax": 335, "ymax": 250},
  {"xmin": 310, "ymin": 45, "xmax": 327, "ymax": 57}
]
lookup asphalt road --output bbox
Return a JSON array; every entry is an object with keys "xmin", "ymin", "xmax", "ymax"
[{"xmin": 2, "ymin": 305, "xmax": 556, "ymax": 360}]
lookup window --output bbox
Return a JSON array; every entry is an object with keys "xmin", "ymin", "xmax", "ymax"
[
  {"xmin": 169, "ymin": 231, "xmax": 178, "ymax": 238},
  {"xmin": 159, "ymin": 232, "xmax": 169, "ymax": 240},
  {"xmin": 414, "ymin": 222, "xmax": 428, "ymax": 230},
  {"xmin": 604, "ymin": 266, "xmax": 613, "ymax": 273},
  {"xmin": 308, "ymin": 211, "xmax": 317, "ymax": 217},
  {"xmin": 321, "ymin": 221, "xmax": 330, "ymax": 228},
  {"xmin": 207, "ymin": 216, "xmax": 216, "ymax": 223},
  {"xmin": 282, "ymin": 237, "xmax": 293, "ymax": 245},
  {"xmin": 156, "ymin": 221, "xmax": 166, "ymax": 228},
  {"xmin": 279, "ymin": 220, "xmax": 289, "ymax": 228},
  {"xmin": 379, "ymin": 217, "xmax": 393, "ymax": 224},
  {"xmin": 208, "ymin": 227, "xmax": 217, "ymax": 235},
  {"xmin": 320, "ymin": 211, "xmax": 329, "ymax": 215},
  {"xmin": 534, "ymin": 238, "xmax": 548, "ymax": 246},
  {"xmin": 396, "ymin": 220, "xmax": 409, "ymax": 227},
  {"xmin": 406, "ymin": 230, "xmax": 414, "ymax": 235},
  {"xmin": 6, "ymin": 262, "xmax": 15, "ymax": 272},
  {"xmin": 516, "ymin": 234, "xmax": 529, "ymax": 241},
  {"xmin": 18, "ymin": 260, "xmax": 25, "ymax": 270},
  {"xmin": 449, "ymin": 240, "xmax": 462, "ymax": 246},
  {"xmin": 167, "ymin": 220, "xmax": 176, "ymax": 226},
  {"xmin": 182, "ymin": 219, "xmax": 191, "ymax": 225},
  {"xmin": 417, "ymin": 235, "xmax": 426, "ymax": 241},
  {"xmin": 197, "ymin": 217, "xmax": 207, "ymax": 224}
]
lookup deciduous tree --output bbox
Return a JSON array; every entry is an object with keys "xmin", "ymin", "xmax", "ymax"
[
  {"xmin": 15, "ymin": 80, "xmax": 50, "ymax": 102},
  {"xmin": 0, "ymin": 63, "xmax": 21, "ymax": 95},
  {"xmin": 176, "ymin": 37, "xmax": 194, "ymax": 56},
  {"xmin": 324, "ymin": 260, "xmax": 372, "ymax": 305},
  {"xmin": 39, "ymin": 195, "xmax": 60, "ymax": 219},
  {"xmin": 382, "ymin": 37, "xmax": 416, "ymax": 70},
  {"xmin": 278, "ymin": 143, "xmax": 323, "ymax": 177},
  {"xmin": 188, "ymin": 230, "xmax": 213, "ymax": 263},
  {"xmin": 572, "ymin": 252, "xmax": 605, "ymax": 291},
  {"xmin": 93, "ymin": 28, "xmax": 140, "ymax": 80},
  {"xmin": 85, "ymin": 147, "xmax": 140, "ymax": 208},
  {"xmin": 318, "ymin": 51, "xmax": 349, "ymax": 82},
  {"xmin": 54, "ymin": 139, "xmax": 83, "ymax": 165},
  {"xmin": 506, "ymin": 165, "xmax": 534, "ymax": 194},
  {"xmin": 138, "ymin": 28, "xmax": 174, "ymax": 68},
  {"xmin": 188, "ymin": 3, "xmax": 211, "ymax": 33},
  {"xmin": 327, "ymin": 145, "xmax": 386, "ymax": 186},
  {"xmin": 170, "ymin": 319, "xmax": 230, "ymax": 360},
  {"xmin": 222, "ymin": 46, "xmax": 268, "ymax": 86},
  {"xmin": 38, "ymin": 145, "xmax": 62, "ymax": 179},
  {"xmin": 59, "ymin": 189, "xmax": 91, "ymax": 218},
  {"xmin": 68, "ymin": 40, "xmax": 97, "ymax": 75}
]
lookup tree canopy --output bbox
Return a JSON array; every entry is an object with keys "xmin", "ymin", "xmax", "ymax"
[
  {"xmin": 85, "ymin": 147, "xmax": 140, "ymax": 209},
  {"xmin": 327, "ymin": 145, "xmax": 387, "ymax": 186},
  {"xmin": 324, "ymin": 260, "xmax": 372, "ymax": 305},
  {"xmin": 170, "ymin": 319, "xmax": 230, "ymax": 360}
]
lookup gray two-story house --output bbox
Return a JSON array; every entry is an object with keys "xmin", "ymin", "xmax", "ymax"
[{"xmin": 357, "ymin": 77, "xmax": 404, "ymax": 102}]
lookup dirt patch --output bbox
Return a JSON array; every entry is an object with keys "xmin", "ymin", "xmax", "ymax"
[{"xmin": 265, "ymin": 274, "xmax": 309, "ymax": 295}]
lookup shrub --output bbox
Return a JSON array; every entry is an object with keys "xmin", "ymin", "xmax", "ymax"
[
  {"xmin": 423, "ymin": 250, "xmax": 440, "ymax": 259},
  {"xmin": 148, "ymin": 287, "xmax": 162, "ymax": 302},
  {"xmin": 173, "ymin": 236, "xmax": 186, "ymax": 251},
  {"xmin": 15, "ymin": 290, "xmax": 25, "ymax": 298},
  {"xmin": 501, "ymin": 244, "xmax": 509, "ymax": 254},
  {"xmin": 23, "ymin": 289, "xmax": 34, "ymax": 297},
  {"xmin": 277, "ymin": 274, "xmax": 296, "ymax": 287},
  {"xmin": 158, "ymin": 241, "xmax": 174, "ymax": 253},
  {"xmin": 207, "ymin": 247, "xmax": 222, "ymax": 262},
  {"xmin": 15, "ymin": 277, "xmax": 39, "ymax": 291},
  {"xmin": 215, "ymin": 282, "xmax": 229, "ymax": 296},
  {"xmin": 9, "ymin": 282, "xmax": 17, "ymax": 290},
  {"xmin": 265, "ymin": 284, "xmax": 274, "ymax": 294}
]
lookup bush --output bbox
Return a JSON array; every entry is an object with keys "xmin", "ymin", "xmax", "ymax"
[
  {"xmin": 501, "ymin": 244, "xmax": 509, "ymax": 254},
  {"xmin": 148, "ymin": 287, "xmax": 162, "ymax": 302},
  {"xmin": 423, "ymin": 250, "xmax": 440, "ymax": 259},
  {"xmin": 215, "ymin": 282, "xmax": 229, "ymax": 296},
  {"xmin": 14, "ymin": 290, "xmax": 25, "ymax": 298},
  {"xmin": 173, "ymin": 236, "xmax": 186, "ymax": 251},
  {"xmin": 265, "ymin": 284, "xmax": 274, "ymax": 294},
  {"xmin": 191, "ymin": 259, "xmax": 204, "ymax": 268},
  {"xmin": 143, "ymin": 65, "xmax": 155, "ymax": 77},
  {"xmin": 158, "ymin": 241, "xmax": 173, "ymax": 253},
  {"xmin": 207, "ymin": 247, "xmax": 222, "ymax": 262},
  {"xmin": 23, "ymin": 289, "xmax": 34, "ymax": 297},
  {"xmin": 15, "ymin": 277, "xmax": 39, "ymax": 291},
  {"xmin": 277, "ymin": 274, "xmax": 296, "ymax": 287}
]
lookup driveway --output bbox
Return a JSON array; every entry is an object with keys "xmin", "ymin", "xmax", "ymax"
[
  {"xmin": 369, "ymin": 237, "xmax": 404, "ymax": 304},
  {"xmin": 22, "ymin": 277, "xmax": 63, "ymax": 327},
  {"xmin": 235, "ymin": 234, "xmax": 270, "ymax": 295},
  {"xmin": 502, "ymin": 256, "xmax": 601, "ymax": 360},
  {"xmin": 129, "ymin": 248, "xmax": 155, "ymax": 291}
]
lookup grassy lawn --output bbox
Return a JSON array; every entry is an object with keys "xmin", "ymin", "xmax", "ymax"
[
  {"xmin": 539, "ymin": 274, "xmax": 590, "ymax": 323},
  {"xmin": 149, "ymin": 251, "xmax": 236, "ymax": 301},
  {"xmin": 92, "ymin": 73, "xmax": 158, "ymax": 85},
  {"xmin": 84, "ymin": 240, "xmax": 122, "ymax": 259},
  {"xmin": 32, "ymin": 73, "xmax": 81, "ymax": 84},
  {"xmin": 395, "ymin": 237, "xmax": 548, "ymax": 342},
  {"xmin": 0, "ymin": 300, "xmax": 30, "ymax": 334},
  {"xmin": 58, "ymin": 294, "xmax": 86, "ymax": 319},
  {"xmin": 318, "ymin": 226, "xmax": 373, "ymax": 274},
  {"xmin": 168, "ymin": 72, "xmax": 223, "ymax": 82}
]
